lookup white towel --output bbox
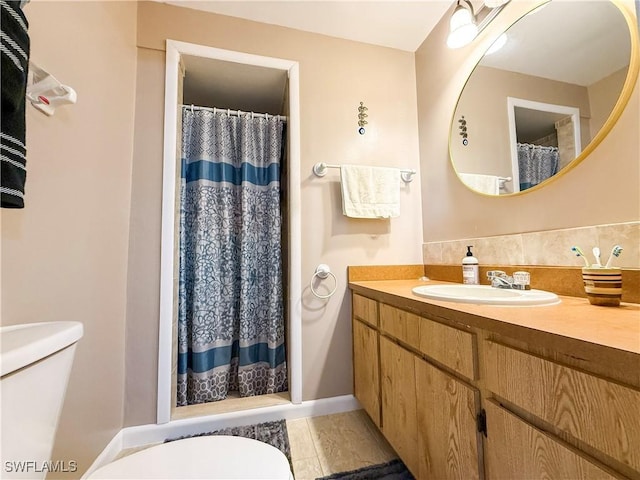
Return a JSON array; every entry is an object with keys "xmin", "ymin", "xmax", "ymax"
[
  {"xmin": 458, "ymin": 173, "xmax": 501, "ymax": 195},
  {"xmin": 340, "ymin": 165, "xmax": 400, "ymax": 218}
]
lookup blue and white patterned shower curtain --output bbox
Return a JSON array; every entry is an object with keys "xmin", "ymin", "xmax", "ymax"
[
  {"xmin": 517, "ymin": 143, "xmax": 559, "ymax": 191},
  {"xmin": 177, "ymin": 108, "xmax": 287, "ymax": 406}
]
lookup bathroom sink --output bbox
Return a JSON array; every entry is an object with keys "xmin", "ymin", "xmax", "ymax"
[{"xmin": 412, "ymin": 284, "xmax": 560, "ymax": 306}]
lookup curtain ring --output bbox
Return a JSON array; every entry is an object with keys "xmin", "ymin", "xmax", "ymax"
[{"xmin": 310, "ymin": 264, "xmax": 337, "ymax": 299}]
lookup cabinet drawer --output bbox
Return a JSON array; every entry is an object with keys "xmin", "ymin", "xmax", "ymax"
[
  {"xmin": 484, "ymin": 341, "xmax": 640, "ymax": 473},
  {"xmin": 419, "ymin": 316, "xmax": 476, "ymax": 380},
  {"xmin": 380, "ymin": 304, "xmax": 476, "ymax": 380},
  {"xmin": 353, "ymin": 293, "xmax": 378, "ymax": 327},
  {"xmin": 379, "ymin": 303, "xmax": 421, "ymax": 350},
  {"xmin": 484, "ymin": 400, "xmax": 617, "ymax": 480}
]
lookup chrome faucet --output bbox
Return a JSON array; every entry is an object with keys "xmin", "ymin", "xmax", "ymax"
[
  {"xmin": 487, "ymin": 270, "xmax": 514, "ymax": 289},
  {"xmin": 487, "ymin": 270, "xmax": 531, "ymax": 290}
]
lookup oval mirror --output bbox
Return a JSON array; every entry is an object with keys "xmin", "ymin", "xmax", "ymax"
[{"xmin": 450, "ymin": 0, "xmax": 639, "ymax": 196}]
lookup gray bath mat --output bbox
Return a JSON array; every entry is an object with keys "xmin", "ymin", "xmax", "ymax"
[
  {"xmin": 165, "ymin": 419, "xmax": 291, "ymax": 464},
  {"xmin": 316, "ymin": 459, "xmax": 414, "ymax": 480}
]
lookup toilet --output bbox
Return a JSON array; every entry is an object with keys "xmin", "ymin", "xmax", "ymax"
[
  {"xmin": 87, "ymin": 436, "xmax": 293, "ymax": 479},
  {"xmin": 0, "ymin": 322, "xmax": 293, "ymax": 480},
  {"xmin": 1, "ymin": 321, "xmax": 84, "ymax": 480}
]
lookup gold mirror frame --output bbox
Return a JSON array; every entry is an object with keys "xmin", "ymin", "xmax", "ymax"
[{"xmin": 449, "ymin": 0, "xmax": 640, "ymax": 197}]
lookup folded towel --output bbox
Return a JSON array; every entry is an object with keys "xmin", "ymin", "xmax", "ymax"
[
  {"xmin": 1, "ymin": 0, "xmax": 30, "ymax": 208},
  {"xmin": 458, "ymin": 173, "xmax": 501, "ymax": 195},
  {"xmin": 340, "ymin": 165, "xmax": 400, "ymax": 219}
]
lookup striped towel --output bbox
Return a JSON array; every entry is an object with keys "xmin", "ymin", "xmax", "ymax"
[{"xmin": 1, "ymin": 0, "xmax": 30, "ymax": 208}]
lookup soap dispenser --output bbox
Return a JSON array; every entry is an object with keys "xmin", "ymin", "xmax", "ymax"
[{"xmin": 462, "ymin": 246, "xmax": 479, "ymax": 285}]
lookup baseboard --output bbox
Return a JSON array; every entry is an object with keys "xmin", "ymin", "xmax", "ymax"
[{"xmin": 83, "ymin": 394, "xmax": 360, "ymax": 476}]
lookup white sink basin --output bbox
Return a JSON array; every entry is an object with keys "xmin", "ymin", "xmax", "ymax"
[{"xmin": 412, "ymin": 284, "xmax": 560, "ymax": 306}]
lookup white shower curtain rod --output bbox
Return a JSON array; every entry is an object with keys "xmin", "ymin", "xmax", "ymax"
[{"xmin": 182, "ymin": 104, "xmax": 287, "ymax": 122}]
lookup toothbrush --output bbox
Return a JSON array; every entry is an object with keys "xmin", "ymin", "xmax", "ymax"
[
  {"xmin": 571, "ymin": 246, "xmax": 590, "ymax": 267},
  {"xmin": 592, "ymin": 247, "xmax": 601, "ymax": 267},
  {"xmin": 604, "ymin": 245, "xmax": 623, "ymax": 268}
]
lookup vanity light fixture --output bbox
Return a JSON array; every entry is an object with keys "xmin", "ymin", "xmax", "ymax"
[
  {"xmin": 483, "ymin": 0, "xmax": 509, "ymax": 7},
  {"xmin": 447, "ymin": 0, "xmax": 511, "ymax": 49},
  {"xmin": 447, "ymin": 0, "xmax": 478, "ymax": 49}
]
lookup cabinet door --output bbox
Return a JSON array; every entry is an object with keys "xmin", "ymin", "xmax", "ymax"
[
  {"xmin": 484, "ymin": 400, "xmax": 618, "ymax": 480},
  {"xmin": 353, "ymin": 319, "xmax": 380, "ymax": 426},
  {"xmin": 380, "ymin": 336, "xmax": 419, "ymax": 476},
  {"xmin": 415, "ymin": 356, "xmax": 481, "ymax": 480}
]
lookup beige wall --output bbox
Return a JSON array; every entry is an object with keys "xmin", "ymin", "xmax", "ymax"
[
  {"xmin": 588, "ymin": 67, "xmax": 629, "ymax": 138},
  {"xmin": 0, "ymin": 2, "xmax": 137, "ymax": 478},
  {"xmin": 417, "ymin": 0, "xmax": 640, "ymax": 242},
  {"xmin": 125, "ymin": 2, "xmax": 423, "ymax": 426}
]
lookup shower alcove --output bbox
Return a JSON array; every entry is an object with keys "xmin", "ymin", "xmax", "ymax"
[{"xmin": 158, "ymin": 40, "xmax": 302, "ymax": 423}]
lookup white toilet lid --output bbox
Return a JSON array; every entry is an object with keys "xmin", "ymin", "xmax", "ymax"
[{"xmin": 88, "ymin": 436, "xmax": 293, "ymax": 479}]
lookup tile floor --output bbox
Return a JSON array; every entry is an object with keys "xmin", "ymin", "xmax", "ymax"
[
  {"xmin": 286, "ymin": 410, "xmax": 397, "ymax": 479},
  {"xmin": 114, "ymin": 409, "xmax": 397, "ymax": 479}
]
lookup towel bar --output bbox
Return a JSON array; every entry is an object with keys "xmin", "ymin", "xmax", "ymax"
[{"xmin": 312, "ymin": 162, "xmax": 417, "ymax": 183}]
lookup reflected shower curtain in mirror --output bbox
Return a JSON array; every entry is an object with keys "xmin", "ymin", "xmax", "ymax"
[
  {"xmin": 177, "ymin": 108, "xmax": 287, "ymax": 406},
  {"xmin": 517, "ymin": 143, "xmax": 559, "ymax": 191}
]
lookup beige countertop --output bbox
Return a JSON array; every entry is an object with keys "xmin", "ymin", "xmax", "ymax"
[{"xmin": 349, "ymin": 279, "xmax": 640, "ymax": 356}]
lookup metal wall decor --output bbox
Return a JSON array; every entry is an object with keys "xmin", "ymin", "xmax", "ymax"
[
  {"xmin": 358, "ymin": 102, "xmax": 368, "ymax": 134},
  {"xmin": 458, "ymin": 115, "xmax": 468, "ymax": 145}
]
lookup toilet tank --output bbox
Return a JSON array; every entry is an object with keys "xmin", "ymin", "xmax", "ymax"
[{"xmin": 1, "ymin": 322, "xmax": 83, "ymax": 479}]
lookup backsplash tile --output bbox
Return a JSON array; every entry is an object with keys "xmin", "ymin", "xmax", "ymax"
[
  {"xmin": 424, "ymin": 222, "xmax": 639, "ymax": 268},
  {"xmin": 422, "ymin": 243, "xmax": 443, "ymax": 264},
  {"xmin": 595, "ymin": 222, "xmax": 640, "ymax": 269},
  {"xmin": 521, "ymin": 226, "xmax": 598, "ymax": 266},
  {"xmin": 475, "ymin": 235, "xmax": 525, "ymax": 265}
]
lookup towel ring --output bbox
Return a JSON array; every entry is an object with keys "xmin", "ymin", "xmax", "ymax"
[{"xmin": 310, "ymin": 264, "xmax": 337, "ymax": 299}]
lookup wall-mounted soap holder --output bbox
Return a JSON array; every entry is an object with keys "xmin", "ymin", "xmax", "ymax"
[{"xmin": 26, "ymin": 62, "xmax": 77, "ymax": 116}]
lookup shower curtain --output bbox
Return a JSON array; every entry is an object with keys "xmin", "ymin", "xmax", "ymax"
[
  {"xmin": 517, "ymin": 143, "xmax": 559, "ymax": 191},
  {"xmin": 177, "ymin": 108, "xmax": 287, "ymax": 406}
]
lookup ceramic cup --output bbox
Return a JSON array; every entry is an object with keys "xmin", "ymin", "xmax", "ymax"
[{"xmin": 582, "ymin": 267, "xmax": 622, "ymax": 306}]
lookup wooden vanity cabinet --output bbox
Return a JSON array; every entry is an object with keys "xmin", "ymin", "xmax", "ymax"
[
  {"xmin": 351, "ymin": 289, "xmax": 640, "ymax": 480},
  {"xmin": 355, "ymin": 295, "xmax": 482, "ymax": 479}
]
